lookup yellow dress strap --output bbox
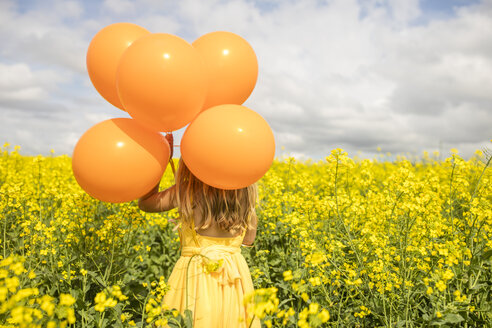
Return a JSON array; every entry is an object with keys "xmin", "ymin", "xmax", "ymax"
[
  {"xmin": 190, "ymin": 219, "xmax": 201, "ymax": 247},
  {"xmin": 184, "ymin": 193, "xmax": 200, "ymax": 247}
]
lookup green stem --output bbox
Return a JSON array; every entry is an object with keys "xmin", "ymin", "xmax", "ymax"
[
  {"xmin": 3, "ymin": 197, "xmax": 7, "ymax": 258},
  {"xmin": 81, "ymin": 274, "xmax": 87, "ymax": 328},
  {"xmin": 185, "ymin": 254, "xmax": 202, "ymax": 325},
  {"xmin": 141, "ymin": 290, "xmax": 152, "ymax": 327},
  {"xmin": 448, "ymin": 159, "xmax": 456, "ymax": 234},
  {"xmin": 467, "ymin": 153, "xmax": 491, "ymax": 247},
  {"xmin": 248, "ymin": 314, "xmax": 256, "ymax": 328},
  {"xmin": 103, "ymin": 233, "xmax": 116, "ymax": 283},
  {"xmin": 98, "ymin": 312, "xmax": 106, "ymax": 328}
]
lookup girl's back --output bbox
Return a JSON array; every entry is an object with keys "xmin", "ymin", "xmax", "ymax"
[{"xmin": 192, "ymin": 206, "xmax": 241, "ymax": 238}]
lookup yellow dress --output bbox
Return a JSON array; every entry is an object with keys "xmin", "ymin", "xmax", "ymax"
[{"xmin": 162, "ymin": 220, "xmax": 262, "ymax": 328}]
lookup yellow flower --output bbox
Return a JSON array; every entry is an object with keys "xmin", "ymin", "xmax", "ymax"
[
  {"xmin": 95, "ymin": 303, "xmax": 106, "ymax": 312},
  {"xmin": 442, "ymin": 269, "xmax": 454, "ymax": 281},
  {"xmin": 105, "ymin": 297, "xmax": 117, "ymax": 307},
  {"xmin": 309, "ymin": 276, "xmax": 321, "ymax": 286},
  {"xmin": 5, "ymin": 276, "xmax": 20, "ymax": 292},
  {"xmin": 308, "ymin": 303, "xmax": 319, "ymax": 314},
  {"xmin": 436, "ymin": 311, "xmax": 442, "ymax": 318},
  {"xmin": 202, "ymin": 258, "xmax": 223, "ymax": 273},
  {"xmin": 94, "ymin": 292, "xmax": 107, "ymax": 312},
  {"xmin": 11, "ymin": 262, "xmax": 24, "ymax": 275},
  {"xmin": 8, "ymin": 307, "xmax": 24, "ymax": 324},
  {"xmin": 39, "ymin": 295, "xmax": 55, "ymax": 315},
  {"xmin": 435, "ymin": 280, "xmax": 446, "ymax": 292},
  {"xmin": 67, "ymin": 308, "xmax": 76, "ymax": 324},
  {"xmin": 318, "ymin": 309, "xmax": 330, "ymax": 322},
  {"xmin": 244, "ymin": 287, "xmax": 279, "ymax": 320},
  {"xmin": 306, "ymin": 252, "xmax": 326, "ymax": 266},
  {"xmin": 0, "ymin": 287, "xmax": 7, "ymax": 302},
  {"xmin": 453, "ymin": 290, "xmax": 467, "ymax": 302},
  {"xmin": 155, "ymin": 318, "xmax": 168, "ymax": 326},
  {"xmin": 3, "ymin": 141, "xmax": 491, "ymax": 328},
  {"xmin": 60, "ymin": 293, "xmax": 76, "ymax": 306},
  {"xmin": 110, "ymin": 285, "xmax": 128, "ymax": 301}
]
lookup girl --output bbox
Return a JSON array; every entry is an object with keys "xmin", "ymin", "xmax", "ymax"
[{"xmin": 138, "ymin": 155, "xmax": 262, "ymax": 328}]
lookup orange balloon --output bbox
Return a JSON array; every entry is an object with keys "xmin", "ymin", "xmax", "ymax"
[
  {"xmin": 117, "ymin": 33, "xmax": 207, "ymax": 132},
  {"xmin": 181, "ymin": 104, "xmax": 275, "ymax": 189},
  {"xmin": 72, "ymin": 118, "xmax": 169, "ymax": 203},
  {"xmin": 192, "ymin": 31, "xmax": 258, "ymax": 111},
  {"xmin": 87, "ymin": 23, "xmax": 150, "ymax": 110}
]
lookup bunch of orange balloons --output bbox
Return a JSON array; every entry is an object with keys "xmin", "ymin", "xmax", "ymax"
[{"xmin": 73, "ymin": 23, "xmax": 275, "ymax": 203}]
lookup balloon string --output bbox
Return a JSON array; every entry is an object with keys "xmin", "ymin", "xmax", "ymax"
[
  {"xmin": 166, "ymin": 132, "xmax": 176, "ymax": 178},
  {"xmin": 170, "ymin": 157, "xmax": 176, "ymax": 177}
]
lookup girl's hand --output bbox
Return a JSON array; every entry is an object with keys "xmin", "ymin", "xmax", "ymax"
[
  {"xmin": 138, "ymin": 133, "xmax": 176, "ymax": 210},
  {"xmin": 242, "ymin": 213, "xmax": 258, "ymax": 246},
  {"xmin": 138, "ymin": 184, "xmax": 177, "ymax": 212}
]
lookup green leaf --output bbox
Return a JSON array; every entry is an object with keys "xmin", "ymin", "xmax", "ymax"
[
  {"xmin": 482, "ymin": 249, "xmax": 492, "ymax": 260},
  {"xmin": 184, "ymin": 309, "xmax": 193, "ymax": 328},
  {"xmin": 278, "ymin": 297, "xmax": 295, "ymax": 308},
  {"xmin": 443, "ymin": 313, "xmax": 464, "ymax": 324},
  {"xmin": 83, "ymin": 281, "xmax": 92, "ymax": 293},
  {"xmin": 95, "ymin": 275, "xmax": 107, "ymax": 288},
  {"xmin": 396, "ymin": 320, "xmax": 408, "ymax": 327},
  {"xmin": 471, "ymin": 283, "xmax": 487, "ymax": 290},
  {"xmin": 80, "ymin": 310, "xmax": 94, "ymax": 323},
  {"xmin": 167, "ymin": 318, "xmax": 182, "ymax": 328}
]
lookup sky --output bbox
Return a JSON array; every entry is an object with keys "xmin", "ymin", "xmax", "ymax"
[{"xmin": 0, "ymin": 0, "xmax": 491, "ymax": 161}]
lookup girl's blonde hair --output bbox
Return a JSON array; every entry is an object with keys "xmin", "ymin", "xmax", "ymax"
[{"xmin": 173, "ymin": 157, "xmax": 258, "ymax": 235}]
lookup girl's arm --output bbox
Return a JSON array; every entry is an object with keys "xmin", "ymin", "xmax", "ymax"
[
  {"xmin": 242, "ymin": 213, "xmax": 258, "ymax": 246},
  {"xmin": 138, "ymin": 183, "xmax": 177, "ymax": 213}
]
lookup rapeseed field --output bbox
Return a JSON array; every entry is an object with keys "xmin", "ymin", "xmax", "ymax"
[{"xmin": 0, "ymin": 143, "xmax": 490, "ymax": 327}]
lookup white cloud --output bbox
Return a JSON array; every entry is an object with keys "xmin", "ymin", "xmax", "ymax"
[
  {"xmin": 0, "ymin": 63, "xmax": 68, "ymax": 113},
  {"xmin": 387, "ymin": 0, "xmax": 421, "ymax": 24},
  {"xmin": 0, "ymin": 0, "xmax": 490, "ymax": 160},
  {"xmin": 54, "ymin": 0, "xmax": 84, "ymax": 18},
  {"xmin": 103, "ymin": 0, "xmax": 136, "ymax": 14}
]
